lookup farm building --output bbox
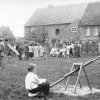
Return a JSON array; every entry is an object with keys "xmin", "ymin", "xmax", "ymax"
[{"xmin": 24, "ymin": 2, "xmax": 100, "ymax": 45}]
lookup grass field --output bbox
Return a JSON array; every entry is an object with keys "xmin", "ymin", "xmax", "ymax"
[{"xmin": 0, "ymin": 55, "xmax": 100, "ymax": 100}]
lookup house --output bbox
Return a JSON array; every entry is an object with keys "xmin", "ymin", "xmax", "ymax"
[
  {"xmin": 24, "ymin": 3, "xmax": 87, "ymax": 45},
  {"xmin": 79, "ymin": 2, "xmax": 100, "ymax": 43}
]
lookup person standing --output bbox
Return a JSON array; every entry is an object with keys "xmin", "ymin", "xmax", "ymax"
[
  {"xmin": 33, "ymin": 44, "xmax": 39, "ymax": 60},
  {"xmin": 28, "ymin": 44, "xmax": 34, "ymax": 59},
  {"xmin": 0, "ymin": 38, "xmax": 5, "ymax": 69},
  {"xmin": 18, "ymin": 44, "xmax": 24, "ymax": 60},
  {"xmin": 38, "ymin": 44, "xmax": 45, "ymax": 60},
  {"xmin": 24, "ymin": 43, "xmax": 29, "ymax": 60}
]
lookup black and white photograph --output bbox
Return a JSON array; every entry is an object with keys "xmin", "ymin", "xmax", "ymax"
[{"xmin": 0, "ymin": 0, "xmax": 100, "ymax": 99}]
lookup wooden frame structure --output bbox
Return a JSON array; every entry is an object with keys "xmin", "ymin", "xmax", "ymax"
[
  {"xmin": 65, "ymin": 63, "xmax": 92, "ymax": 93},
  {"xmin": 50, "ymin": 55, "xmax": 100, "ymax": 93}
]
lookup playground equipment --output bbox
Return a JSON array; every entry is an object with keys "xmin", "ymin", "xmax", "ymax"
[{"xmin": 50, "ymin": 55, "xmax": 100, "ymax": 93}]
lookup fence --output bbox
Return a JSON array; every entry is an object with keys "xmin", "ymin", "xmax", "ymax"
[{"xmin": 81, "ymin": 42, "xmax": 98, "ymax": 55}]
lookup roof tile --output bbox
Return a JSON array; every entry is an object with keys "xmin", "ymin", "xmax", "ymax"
[{"xmin": 25, "ymin": 3, "xmax": 88, "ymax": 26}]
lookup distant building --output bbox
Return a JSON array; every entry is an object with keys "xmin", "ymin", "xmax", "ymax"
[{"xmin": 24, "ymin": 2, "xmax": 100, "ymax": 45}]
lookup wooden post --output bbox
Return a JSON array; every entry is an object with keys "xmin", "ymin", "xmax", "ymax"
[
  {"xmin": 78, "ymin": 79, "xmax": 82, "ymax": 89},
  {"xmin": 65, "ymin": 64, "xmax": 74, "ymax": 90},
  {"xmin": 74, "ymin": 64, "xmax": 83, "ymax": 93},
  {"xmin": 82, "ymin": 67, "xmax": 92, "ymax": 90}
]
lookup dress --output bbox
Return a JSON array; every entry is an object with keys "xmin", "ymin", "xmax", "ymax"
[
  {"xmin": 33, "ymin": 46, "xmax": 39, "ymax": 58},
  {"xmin": 39, "ymin": 45, "xmax": 44, "ymax": 57}
]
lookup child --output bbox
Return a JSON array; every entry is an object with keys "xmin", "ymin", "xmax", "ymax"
[{"xmin": 25, "ymin": 63, "xmax": 50, "ymax": 97}]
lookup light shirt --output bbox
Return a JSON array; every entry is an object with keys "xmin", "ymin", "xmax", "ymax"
[
  {"xmin": 25, "ymin": 72, "xmax": 47, "ymax": 90},
  {"xmin": 29, "ymin": 46, "xmax": 34, "ymax": 52},
  {"xmin": 39, "ymin": 45, "xmax": 44, "ymax": 57},
  {"xmin": 25, "ymin": 72, "xmax": 39, "ymax": 90},
  {"xmin": 66, "ymin": 45, "xmax": 71, "ymax": 54},
  {"xmin": 33, "ymin": 46, "xmax": 39, "ymax": 57}
]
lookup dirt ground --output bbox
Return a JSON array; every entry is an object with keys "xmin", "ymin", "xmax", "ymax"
[{"xmin": 0, "ymin": 55, "xmax": 100, "ymax": 100}]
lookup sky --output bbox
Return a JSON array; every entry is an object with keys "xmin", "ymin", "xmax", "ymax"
[{"xmin": 0, "ymin": 0, "xmax": 99, "ymax": 37}]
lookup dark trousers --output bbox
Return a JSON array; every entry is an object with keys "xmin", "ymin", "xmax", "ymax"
[
  {"xmin": 28, "ymin": 82, "xmax": 50, "ymax": 96},
  {"xmin": 18, "ymin": 53, "xmax": 22, "ymax": 60},
  {"xmin": 25, "ymin": 52, "xmax": 29, "ymax": 60}
]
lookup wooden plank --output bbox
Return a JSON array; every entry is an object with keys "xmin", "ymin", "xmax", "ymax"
[{"xmin": 50, "ymin": 69, "xmax": 79, "ymax": 88}]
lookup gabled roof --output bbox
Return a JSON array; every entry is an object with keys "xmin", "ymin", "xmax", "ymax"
[
  {"xmin": 80, "ymin": 2, "xmax": 100, "ymax": 25},
  {"xmin": 25, "ymin": 3, "xmax": 88, "ymax": 27}
]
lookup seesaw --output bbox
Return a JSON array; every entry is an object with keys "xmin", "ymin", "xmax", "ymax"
[{"xmin": 50, "ymin": 55, "xmax": 100, "ymax": 93}]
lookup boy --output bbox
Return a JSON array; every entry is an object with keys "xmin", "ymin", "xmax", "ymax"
[{"xmin": 25, "ymin": 63, "xmax": 50, "ymax": 97}]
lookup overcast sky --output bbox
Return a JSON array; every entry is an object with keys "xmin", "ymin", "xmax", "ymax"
[{"xmin": 0, "ymin": 0, "xmax": 99, "ymax": 37}]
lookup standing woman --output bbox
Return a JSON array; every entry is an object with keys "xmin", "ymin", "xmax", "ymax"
[
  {"xmin": 25, "ymin": 63, "xmax": 50, "ymax": 98},
  {"xmin": 33, "ymin": 44, "xmax": 39, "ymax": 60},
  {"xmin": 38, "ymin": 44, "xmax": 45, "ymax": 60}
]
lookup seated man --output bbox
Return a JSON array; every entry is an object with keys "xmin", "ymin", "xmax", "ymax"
[{"xmin": 25, "ymin": 63, "xmax": 50, "ymax": 97}]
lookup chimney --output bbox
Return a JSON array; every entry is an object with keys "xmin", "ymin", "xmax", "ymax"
[{"xmin": 48, "ymin": 4, "xmax": 54, "ymax": 9}]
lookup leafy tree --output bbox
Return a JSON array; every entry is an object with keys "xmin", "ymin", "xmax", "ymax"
[
  {"xmin": 0, "ymin": 26, "xmax": 15, "ymax": 42},
  {"xmin": 25, "ymin": 26, "xmax": 47, "ymax": 43}
]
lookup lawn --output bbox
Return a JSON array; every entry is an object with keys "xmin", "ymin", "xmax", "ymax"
[{"xmin": 0, "ymin": 55, "xmax": 100, "ymax": 100}]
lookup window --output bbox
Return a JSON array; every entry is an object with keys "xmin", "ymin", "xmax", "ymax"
[
  {"xmin": 55, "ymin": 29, "xmax": 60, "ymax": 35},
  {"xmin": 86, "ymin": 27, "xmax": 91, "ymax": 36},
  {"xmin": 71, "ymin": 27, "xmax": 77, "ymax": 32},
  {"xmin": 31, "ymin": 27, "xmax": 35, "ymax": 32},
  {"xmin": 93, "ymin": 27, "xmax": 98, "ymax": 36}
]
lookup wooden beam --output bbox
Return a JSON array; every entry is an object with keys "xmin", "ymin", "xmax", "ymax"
[{"xmin": 50, "ymin": 69, "xmax": 79, "ymax": 88}]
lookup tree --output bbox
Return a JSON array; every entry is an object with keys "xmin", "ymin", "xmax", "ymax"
[
  {"xmin": 0, "ymin": 26, "xmax": 15, "ymax": 42},
  {"xmin": 25, "ymin": 26, "xmax": 47, "ymax": 43},
  {"xmin": 32, "ymin": 26, "xmax": 47, "ymax": 43}
]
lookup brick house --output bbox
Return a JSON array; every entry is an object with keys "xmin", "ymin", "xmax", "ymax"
[
  {"xmin": 24, "ymin": 3, "xmax": 87, "ymax": 45},
  {"xmin": 79, "ymin": 2, "xmax": 100, "ymax": 43}
]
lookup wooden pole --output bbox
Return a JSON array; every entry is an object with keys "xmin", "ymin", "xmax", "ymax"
[
  {"xmin": 65, "ymin": 64, "xmax": 74, "ymax": 90},
  {"xmin": 78, "ymin": 79, "xmax": 82, "ymax": 88},
  {"xmin": 50, "ymin": 69, "xmax": 79, "ymax": 87},
  {"xmin": 83, "ymin": 56, "xmax": 100, "ymax": 67},
  {"xmin": 82, "ymin": 67, "xmax": 92, "ymax": 90},
  {"xmin": 74, "ymin": 65, "xmax": 82, "ymax": 93}
]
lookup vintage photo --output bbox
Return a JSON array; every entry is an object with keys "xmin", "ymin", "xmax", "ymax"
[{"xmin": 0, "ymin": 0, "xmax": 100, "ymax": 99}]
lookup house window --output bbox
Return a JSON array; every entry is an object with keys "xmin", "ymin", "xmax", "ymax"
[
  {"xmin": 71, "ymin": 27, "xmax": 77, "ymax": 32},
  {"xmin": 86, "ymin": 27, "xmax": 91, "ymax": 36},
  {"xmin": 31, "ymin": 27, "xmax": 34, "ymax": 32},
  {"xmin": 55, "ymin": 29, "xmax": 60, "ymax": 35},
  {"xmin": 93, "ymin": 27, "xmax": 98, "ymax": 36}
]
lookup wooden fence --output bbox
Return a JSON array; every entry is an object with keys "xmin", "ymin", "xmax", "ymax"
[{"xmin": 81, "ymin": 42, "xmax": 98, "ymax": 54}]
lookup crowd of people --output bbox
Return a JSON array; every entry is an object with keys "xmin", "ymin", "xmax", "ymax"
[
  {"xmin": 49, "ymin": 42, "xmax": 82, "ymax": 58},
  {"xmin": 0, "ymin": 39, "xmax": 46, "ymax": 69},
  {"xmin": 14, "ymin": 42, "xmax": 45, "ymax": 61},
  {"xmin": 0, "ymin": 38, "xmax": 82, "ymax": 64}
]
